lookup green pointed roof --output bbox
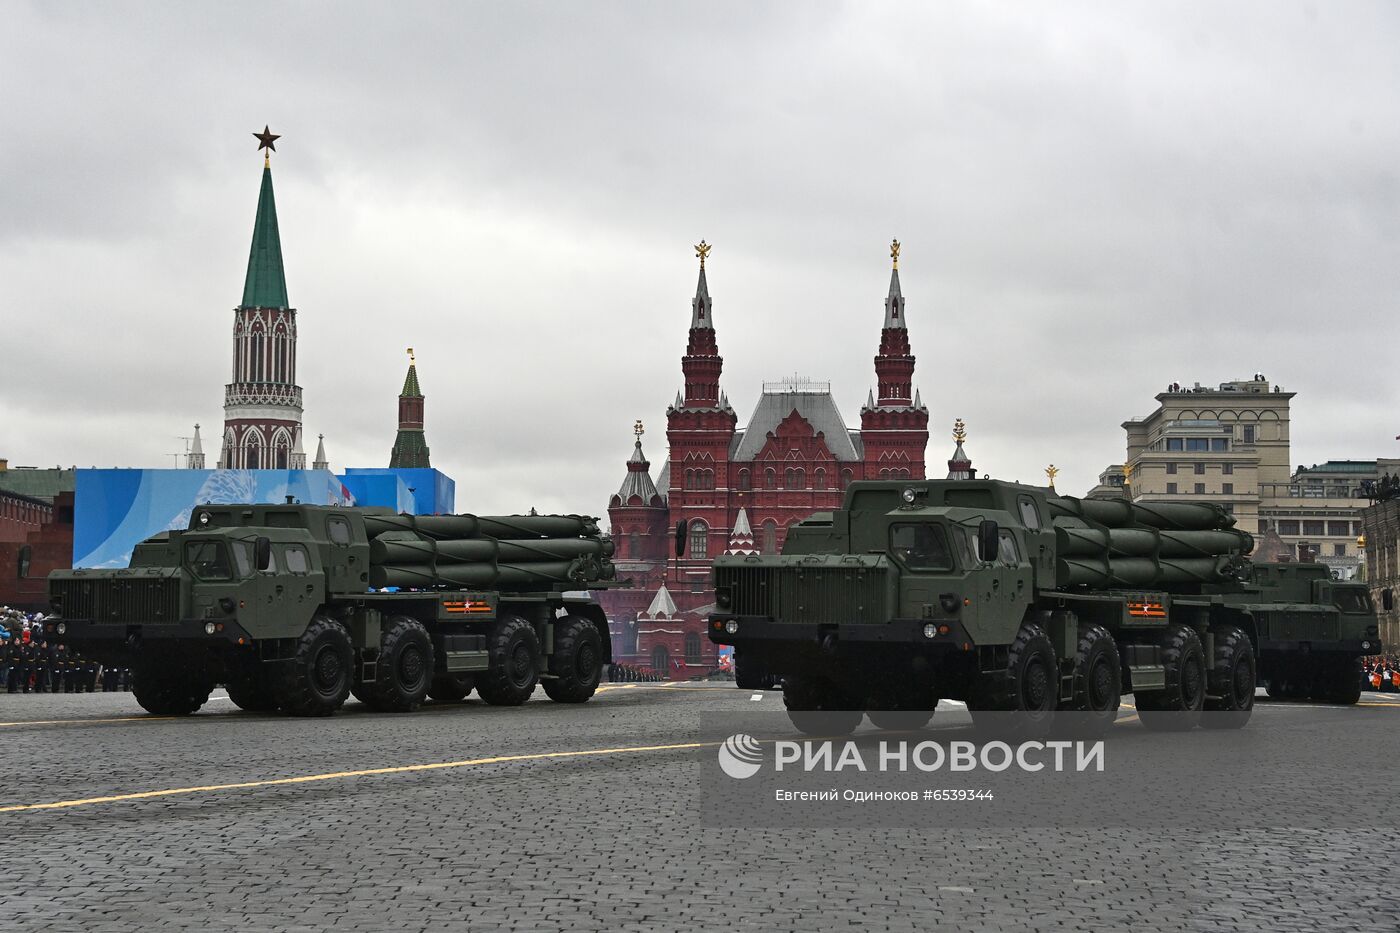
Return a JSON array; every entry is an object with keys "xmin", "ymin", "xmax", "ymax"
[
  {"xmin": 390, "ymin": 429, "xmax": 431, "ymax": 469},
  {"xmin": 401, "ymin": 363, "xmax": 422, "ymax": 398},
  {"xmin": 241, "ymin": 164, "xmax": 289, "ymax": 309}
]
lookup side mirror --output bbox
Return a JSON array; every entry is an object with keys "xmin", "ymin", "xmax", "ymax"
[
  {"xmin": 675, "ymin": 520, "xmax": 690, "ymax": 558},
  {"xmin": 254, "ymin": 536, "xmax": 272, "ymax": 571},
  {"xmin": 977, "ymin": 520, "xmax": 1000, "ymax": 563}
]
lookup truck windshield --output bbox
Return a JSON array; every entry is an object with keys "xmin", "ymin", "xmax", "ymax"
[
  {"xmin": 890, "ymin": 523, "xmax": 954, "ymax": 571},
  {"xmin": 184, "ymin": 540, "xmax": 233, "ymax": 581},
  {"xmin": 1334, "ymin": 589, "xmax": 1372, "ymax": 613}
]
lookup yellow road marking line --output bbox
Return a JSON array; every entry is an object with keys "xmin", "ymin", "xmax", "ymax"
[
  {"xmin": 0, "ymin": 740, "xmax": 720, "ymax": 814},
  {"xmin": 0, "ymin": 715, "xmax": 176, "ymax": 728}
]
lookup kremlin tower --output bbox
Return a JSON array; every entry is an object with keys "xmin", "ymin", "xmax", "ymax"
[
  {"xmin": 219, "ymin": 127, "xmax": 306, "ymax": 469},
  {"xmin": 389, "ymin": 349, "xmax": 432, "ymax": 468}
]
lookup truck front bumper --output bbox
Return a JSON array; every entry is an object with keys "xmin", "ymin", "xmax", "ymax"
[
  {"xmin": 707, "ymin": 614, "xmax": 973, "ymax": 649},
  {"xmin": 38, "ymin": 617, "xmax": 255, "ymax": 647}
]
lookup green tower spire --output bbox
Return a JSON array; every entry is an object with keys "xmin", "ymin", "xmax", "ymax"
[{"xmin": 241, "ymin": 160, "xmax": 289, "ymax": 309}]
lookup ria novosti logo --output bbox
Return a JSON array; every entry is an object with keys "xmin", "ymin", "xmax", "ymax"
[
  {"xmin": 717, "ymin": 733, "xmax": 765, "ymax": 779},
  {"xmin": 716, "ymin": 733, "xmax": 1105, "ymax": 779}
]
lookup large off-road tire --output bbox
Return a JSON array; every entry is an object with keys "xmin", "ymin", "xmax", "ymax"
[
  {"xmin": 783, "ymin": 676, "xmax": 863, "ymax": 735},
  {"xmin": 131, "ymin": 659, "xmax": 214, "ymax": 716},
  {"xmin": 542, "ymin": 616, "xmax": 604, "ymax": 703},
  {"xmin": 1066, "ymin": 624, "xmax": 1121, "ymax": 737},
  {"xmin": 477, "ymin": 615, "xmax": 541, "ymax": 706},
  {"xmin": 1201, "ymin": 625, "xmax": 1254, "ymax": 729},
  {"xmin": 360, "ymin": 616, "xmax": 434, "ymax": 713},
  {"xmin": 1137, "ymin": 625, "xmax": 1206, "ymax": 731},
  {"xmin": 734, "ymin": 650, "xmax": 763, "ymax": 690},
  {"xmin": 225, "ymin": 668, "xmax": 279, "ymax": 712},
  {"xmin": 275, "ymin": 615, "xmax": 353, "ymax": 717},
  {"xmin": 428, "ymin": 673, "xmax": 475, "ymax": 703},
  {"xmin": 970, "ymin": 621, "xmax": 1059, "ymax": 737},
  {"xmin": 1317, "ymin": 657, "xmax": 1362, "ymax": 705}
]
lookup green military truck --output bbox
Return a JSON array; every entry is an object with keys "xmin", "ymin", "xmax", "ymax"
[
  {"xmin": 41, "ymin": 503, "xmax": 616, "ymax": 717},
  {"xmin": 707, "ymin": 479, "xmax": 1381, "ymax": 735},
  {"xmin": 1247, "ymin": 562, "xmax": 1378, "ymax": 704}
]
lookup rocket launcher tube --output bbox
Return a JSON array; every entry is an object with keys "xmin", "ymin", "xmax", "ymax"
[
  {"xmin": 475, "ymin": 516, "xmax": 602, "ymax": 539},
  {"xmin": 1157, "ymin": 529, "xmax": 1254, "ymax": 558},
  {"xmin": 369, "ymin": 534, "xmax": 498, "ymax": 565}
]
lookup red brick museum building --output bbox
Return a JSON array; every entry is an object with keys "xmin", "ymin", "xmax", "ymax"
[{"xmin": 601, "ymin": 244, "xmax": 932, "ymax": 678}]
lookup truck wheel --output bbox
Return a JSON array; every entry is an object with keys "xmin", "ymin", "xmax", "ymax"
[
  {"xmin": 1201, "ymin": 625, "xmax": 1254, "ymax": 729},
  {"xmin": 428, "ymin": 673, "xmax": 475, "ymax": 703},
  {"xmin": 276, "ymin": 615, "xmax": 353, "ymax": 717},
  {"xmin": 131, "ymin": 660, "xmax": 214, "ymax": 716},
  {"xmin": 734, "ymin": 650, "xmax": 765, "ymax": 690},
  {"xmin": 783, "ymin": 676, "xmax": 863, "ymax": 735},
  {"xmin": 477, "ymin": 615, "xmax": 541, "ymax": 706},
  {"xmin": 361, "ymin": 616, "xmax": 434, "ymax": 713},
  {"xmin": 1066, "ymin": 624, "xmax": 1121, "ymax": 736},
  {"xmin": 1322, "ymin": 658, "xmax": 1362, "ymax": 705},
  {"xmin": 543, "ymin": 616, "xmax": 603, "ymax": 703},
  {"xmin": 225, "ymin": 669, "xmax": 279, "ymax": 712},
  {"xmin": 1137, "ymin": 625, "xmax": 1206, "ymax": 731},
  {"xmin": 970, "ymin": 621, "xmax": 1058, "ymax": 737}
]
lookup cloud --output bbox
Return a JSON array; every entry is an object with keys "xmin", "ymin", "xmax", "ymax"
[{"xmin": 3, "ymin": 1, "xmax": 1398, "ymax": 512}]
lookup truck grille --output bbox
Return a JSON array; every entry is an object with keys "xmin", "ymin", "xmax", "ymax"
[
  {"xmin": 717, "ymin": 564, "xmax": 887, "ymax": 624},
  {"xmin": 51, "ymin": 577, "xmax": 182, "ymax": 625}
]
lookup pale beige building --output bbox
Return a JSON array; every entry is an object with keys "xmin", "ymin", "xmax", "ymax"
[{"xmin": 1096, "ymin": 375, "xmax": 1377, "ymax": 580}]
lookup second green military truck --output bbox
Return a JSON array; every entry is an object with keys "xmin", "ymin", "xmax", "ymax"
[
  {"xmin": 708, "ymin": 479, "xmax": 1380, "ymax": 734},
  {"xmin": 43, "ymin": 504, "xmax": 617, "ymax": 716}
]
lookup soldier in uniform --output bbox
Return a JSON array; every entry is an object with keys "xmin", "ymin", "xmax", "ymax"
[
  {"xmin": 34, "ymin": 640, "xmax": 50, "ymax": 693},
  {"xmin": 4, "ymin": 633, "xmax": 20, "ymax": 692},
  {"xmin": 66, "ymin": 649, "xmax": 82, "ymax": 692},
  {"xmin": 85, "ymin": 653, "xmax": 100, "ymax": 693},
  {"xmin": 16, "ymin": 638, "xmax": 34, "ymax": 692},
  {"xmin": 52, "ymin": 643, "xmax": 68, "ymax": 693}
]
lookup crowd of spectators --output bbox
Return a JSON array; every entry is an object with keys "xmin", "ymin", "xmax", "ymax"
[
  {"xmin": 606, "ymin": 663, "xmax": 667, "ymax": 683},
  {"xmin": 1364, "ymin": 655, "xmax": 1400, "ymax": 692},
  {"xmin": 1, "ymin": 606, "xmax": 130, "ymax": 694}
]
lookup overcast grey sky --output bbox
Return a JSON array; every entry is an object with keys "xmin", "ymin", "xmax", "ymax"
[{"xmin": 3, "ymin": 1, "xmax": 1398, "ymax": 516}]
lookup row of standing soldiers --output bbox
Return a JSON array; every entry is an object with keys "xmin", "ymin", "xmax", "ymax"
[{"xmin": 3, "ymin": 639, "xmax": 112, "ymax": 693}]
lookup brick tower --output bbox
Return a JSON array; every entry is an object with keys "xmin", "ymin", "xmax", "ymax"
[
  {"xmin": 220, "ymin": 129, "xmax": 305, "ymax": 469},
  {"xmin": 389, "ymin": 348, "xmax": 431, "ymax": 468},
  {"xmin": 859, "ymin": 239, "xmax": 929, "ymax": 479}
]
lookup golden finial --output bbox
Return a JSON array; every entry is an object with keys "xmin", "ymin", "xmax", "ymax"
[
  {"xmin": 1046, "ymin": 464, "xmax": 1059, "ymax": 487},
  {"xmin": 890, "ymin": 238, "xmax": 901, "ymax": 270},
  {"xmin": 952, "ymin": 418, "xmax": 967, "ymax": 444},
  {"xmin": 694, "ymin": 240, "xmax": 711, "ymax": 269},
  {"xmin": 634, "ymin": 419, "xmax": 644, "ymax": 440},
  {"xmin": 407, "ymin": 347, "xmax": 416, "ymax": 365},
  {"xmin": 1122, "ymin": 462, "xmax": 1134, "ymax": 482},
  {"xmin": 1357, "ymin": 533, "xmax": 1367, "ymax": 549}
]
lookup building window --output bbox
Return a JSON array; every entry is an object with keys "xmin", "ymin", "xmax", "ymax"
[
  {"xmin": 1166, "ymin": 463, "xmax": 1177, "ymax": 474},
  {"xmin": 1222, "ymin": 483, "xmax": 1233, "ymax": 495},
  {"xmin": 765, "ymin": 469, "xmax": 776, "ymax": 490},
  {"xmin": 1166, "ymin": 438, "xmax": 1184, "ymax": 451},
  {"xmin": 761, "ymin": 520, "xmax": 778, "ymax": 555},
  {"xmin": 1243, "ymin": 425, "xmax": 1256, "ymax": 444},
  {"xmin": 785, "ymin": 468, "xmax": 805, "ymax": 489},
  {"xmin": 1303, "ymin": 520, "xmax": 1324, "ymax": 536},
  {"xmin": 17, "ymin": 545, "xmax": 31, "ymax": 579},
  {"xmin": 651, "ymin": 646, "xmax": 669, "ymax": 674},
  {"xmin": 1383, "ymin": 589, "xmax": 1394, "ymax": 611},
  {"xmin": 628, "ymin": 532, "xmax": 639, "ymax": 557},
  {"xmin": 1222, "ymin": 463, "xmax": 1233, "ymax": 475},
  {"xmin": 1194, "ymin": 463, "xmax": 1206, "ymax": 475},
  {"xmin": 815, "ymin": 468, "xmax": 827, "ymax": 490},
  {"xmin": 684, "ymin": 632, "xmax": 701, "ymax": 664},
  {"xmin": 1194, "ymin": 483, "xmax": 1206, "ymax": 495},
  {"xmin": 1166, "ymin": 483, "xmax": 1178, "ymax": 494},
  {"xmin": 737, "ymin": 470, "xmax": 750, "ymax": 491},
  {"xmin": 688, "ymin": 522, "xmax": 709, "ymax": 559},
  {"xmin": 1327, "ymin": 521, "xmax": 1350, "ymax": 536},
  {"xmin": 1211, "ymin": 438, "xmax": 1229, "ymax": 451},
  {"xmin": 1278, "ymin": 520, "xmax": 1300, "ymax": 535},
  {"xmin": 1186, "ymin": 438, "xmax": 1209, "ymax": 452},
  {"xmin": 1334, "ymin": 544, "xmax": 1346, "ymax": 557},
  {"xmin": 1258, "ymin": 520, "xmax": 1269, "ymax": 534}
]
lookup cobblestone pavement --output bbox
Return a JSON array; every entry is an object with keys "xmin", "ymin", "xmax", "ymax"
[{"xmin": 2, "ymin": 685, "xmax": 1398, "ymax": 932}]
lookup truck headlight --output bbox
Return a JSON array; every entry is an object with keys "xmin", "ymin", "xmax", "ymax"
[
  {"xmin": 57, "ymin": 622, "xmax": 67, "ymax": 635},
  {"xmin": 902, "ymin": 487, "xmax": 917, "ymax": 503},
  {"xmin": 204, "ymin": 622, "xmax": 217, "ymax": 635},
  {"xmin": 1362, "ymin": 640, "xmax": 1371, "ymax": 651},
  {"xmin": 923, "ymin": 623, "xmax": 937, "ymax": 639},
  {"xmin": 724, "ymin": 620, "xmax": 739, "ymax": 635}
]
